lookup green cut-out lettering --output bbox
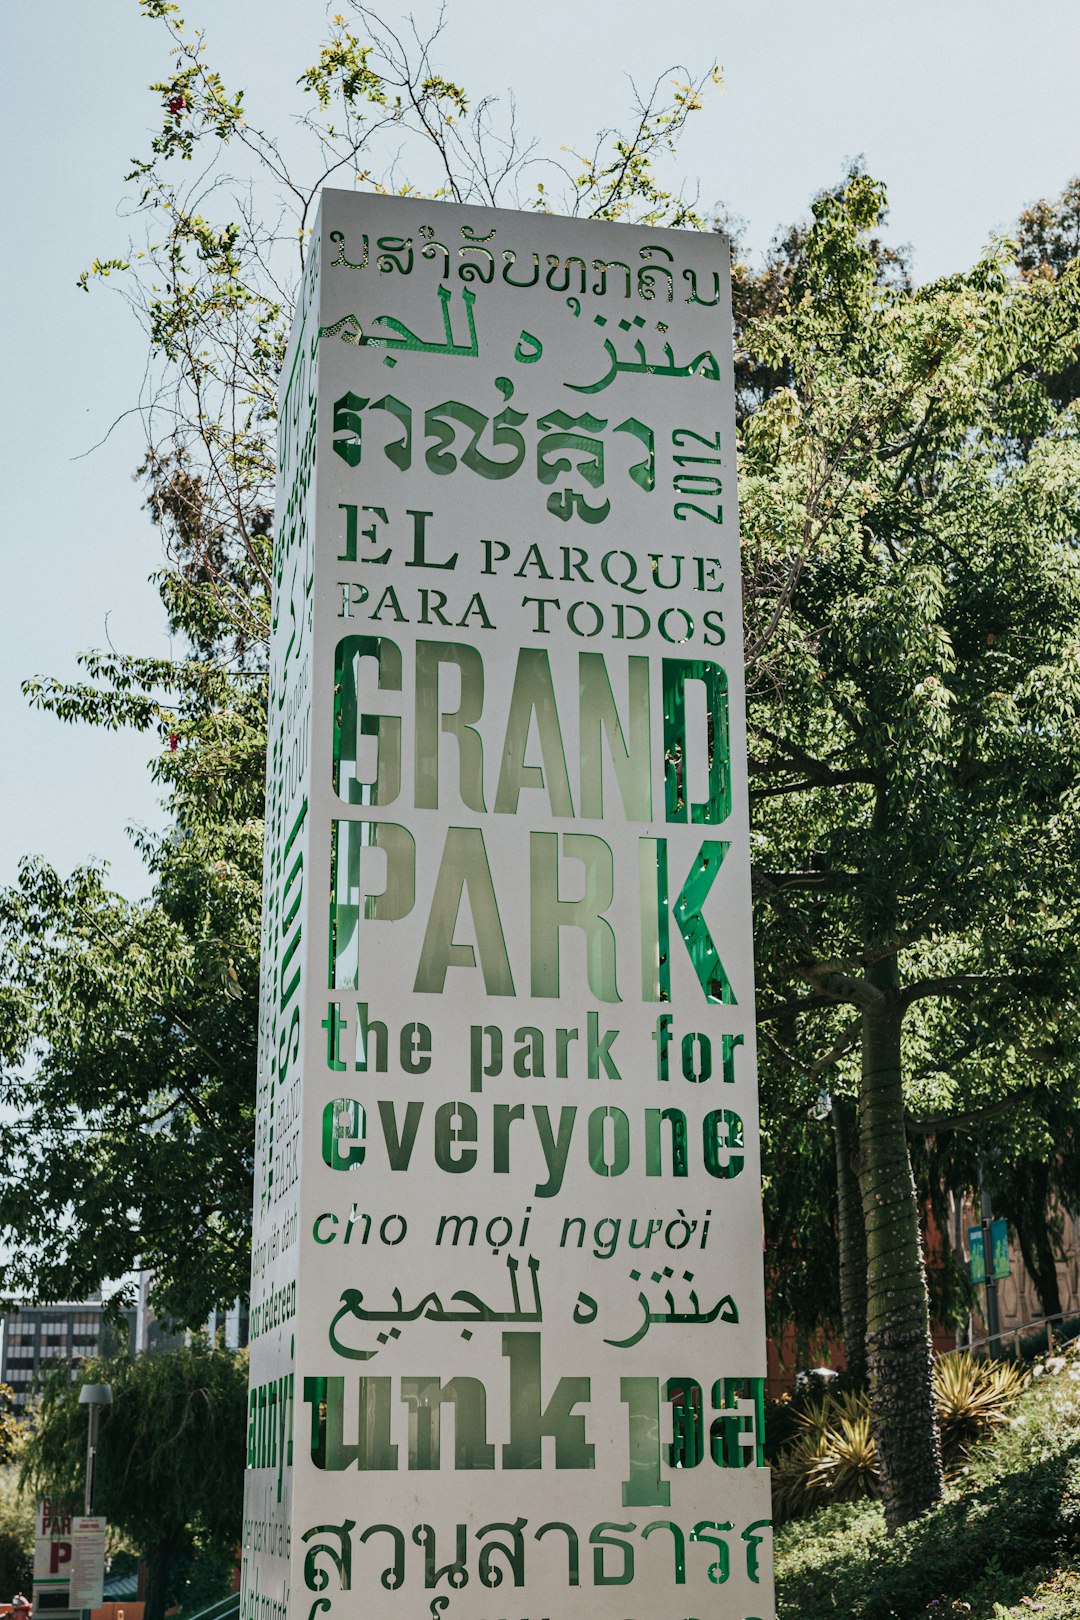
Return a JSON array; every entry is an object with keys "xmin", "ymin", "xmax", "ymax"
[
  {"xmin": 333, "ymin": 635, "xmax": 402, "ymax": 807},
  {"xmin": 434, "ymin": 1100, "xmax": 478, "ymax": 1173},
  {"xmin": 532, "ymin": 1106, "xmax": 576, "ymax": 1197},
  {"xmin": 578, "ymin": 653, "xmax": 651, "ymax": 821},
  {"xmin": 533, "ymin": 1520, "xmax": 580, "ymax": 1584},
  {"xmin": 536, "ymin": 410, "xmax": 606, "ymax": 487},
  {"xmin": 369, "ymin": 394, "xmax": 412, "ymax": 469},
  {"xmin": 530, "ymin": 833, "xmax": 619, "ymax": 1002},
  {"xmin": 590, "ymin": 1523, "xmax": 635, "ymax": 1586},
  {"xmin": 619, "ymin": 1377, "xmax": 669, "ymax": 1507},
  {"xmin": 665, "ymin": 1377, "xmax": 703, "ymax": 1469},
  {"xmin": 322, "ymin": 1097, "xmax": 366, "ymax": 1171},
  {"xmin": 332, "ymin": 391, "xmax": 367, "ymax": 466},
  {"xmin": 424, "ymin": 392, "xmax": 527, "ymax": 479},
  {"xmin": 641, "ymin": 1520, "xmax": 686, "ymax": 1583},
  {"xmin": 722, "ymin": 1031, "xmax": 744, "ymax": 1081},
  {"xmin": 710, "ymin": 1377, "xmax": 765, "ymax": 1468},
  {"xmin": 355, "ymin": 1003, "xmax": 388, "ymax": 1072},
  {"xmin": 704, "ymin": 1108, "xmax": 745, "ymax": 1178},
  {"xmin": 681, "ymin": 1031, "xmax": 713, "ymax": 1082},
  {"xmin": 614, "ymin": 416, "xmax": 656, "ymax": 491},
  {"xmin": 305, "ymin": 1376, "xmax": 397, "ymax": 1470},
  {"xmin": 644, "ymin": 1108, "xmax": 688, "ymax": 1176},
  {"xmin": 588, "ymin": 1106, "xmax": 630, "ymax": 1176},
  {"xmin": 513, "ymin": 1027, "xmax": 545, "ymax": 1077},
  {"xmin": 662, "ymin": 658, "xmax": 731, "ymax": 824},
  {"xmin": 690, "ymin": 1520, "xmax": 732, "ymax": 1585},
  {"xmin": 639, "ymin": 838, "xmax": 671, "ymax": 1003},
  {"xmin": 415, "ymin": 640, "xmax": 486, "ymax": 812},
  {"xmin": 493, "ymin": 1104, "xmax": 525, "ymax": 1172},
  {"xmin": 672, "ymin": 840, "xmax": 736, "ymax": 1004},
  {"xmin": 448, "ymin": 1377, "xmax": 496, "ymax": 1470},
  {"xmin": 742, "ymin": 1518, "xmax": 771, "ymax": 1584},
  {"xmin": 377, "ymin": 1100, "xmax": 424, "ymax": 1171},
  {"xmin": 414, "ymin": 827, "xmax": 515, "ymax": 995},
  {"xmin": 329, "ymin": 821, "xmax": 416, "ymax": 990},
  {"xmin": 501, "ymin": 1332, "xmax": 594, "ymax": 1470},
  {"xmin": 494, "ymin": 649, "xmax": 574, "ymax": 817}
]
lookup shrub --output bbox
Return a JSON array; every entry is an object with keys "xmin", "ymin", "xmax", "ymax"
[
  {"xmin": 775, "ymin": 1355, "xmax": 1080, "ymax": 1619},
  {"xmin": 934, "ymin": 1352, "xmax": 1028, "ymax": 1474},
  {"xmin": 773, "ymin": 1351, "xmax": 1030, "ymax": 1518},
  {"xmin": 772, "ymin": 1391, "xmax": 879, "ymax": 1521},
  {"xmin": 777, "ymin": 1444, "xmax": 1080, "ymax": 1618},
  {"xmin": 0, "ymin": 1468, "xmax": 33, "ymax": 1599}
]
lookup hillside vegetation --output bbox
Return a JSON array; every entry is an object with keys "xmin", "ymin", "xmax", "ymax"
[{"xmin": 775, "ymin": 1343, "xmax": 1080, "ymax": 1618}]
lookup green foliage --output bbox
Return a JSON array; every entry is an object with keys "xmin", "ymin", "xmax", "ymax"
[
  {"xmin": 761, "ymin": 1107, "xmax": 842, "ymax": 1344},
  {"xmin": 775, "ymin": 1350, "xmax": 1080, "ymax": 1616},
  {"xmin": 297, "ymin": 22, "xmax": 388, "ymax": 112},
  {"xmin": 0, "ymin": 1468, "xmax": 33, "ymax": 1601},
  {"xmin": 0, "ymin": 1386, "xmax": 24, "ymax": 1466},
  {"xmin": 772, "ymin": 1390, "xmax": 880, "ymax": 1521},
  {"xmin": 20, "ymin": 1343, "xmax": 247, "ymax": 1620},
  {"xmin": 935, "ymin": 1351, "xmax": 1028, "ymax": 1473},
  {"xmin": 0, "ymin": 679, "xmax": 263, "ymax": 1322},
  {"xmin": 562, "ymin": 65, "xmax": 722, "ymax": 227},
  {"xmin": 170, "ymin": 1544, "xmax": 237, "ymax": 1618},
  {"xmin": 773, "ymin": 1352, "xmax": 1031, "ymax": 1520},
  {"xmin": 975, "ymin": 1564, "xmax": 1080, "ymax": 1620},
  {"xmin": 1017, "ymin": 175, "xmax": 1080, "ymax": 281},
  {"xmin": 740, "ymin": 172, "xmax": 1080, "ymax": 1516}
]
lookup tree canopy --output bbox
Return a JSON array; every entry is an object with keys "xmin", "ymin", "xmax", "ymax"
[
  {"xmin": 740, "ymin": 172, "xmax": 1080, "ymax": 1522},
  {"xmin": 20, "ymin": 1342, "xmax": 248, "ymax": 1620}
]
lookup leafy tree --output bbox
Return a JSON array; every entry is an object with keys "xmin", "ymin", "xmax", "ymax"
[
  {"xmin": 0, "ymin": 786, "xmax": 262, "ymax": 1325},
  {"xmin": 740, "ymin": 173, "xmax": 1080, "ymax": 1525},
  {"xmin": 0, "ymin": 1, "xmax": 719, "ymax": 1324},
  {"xmin": 0, "ymin": 1386, "xmax": 24, "ymax": 1467},
  {"xmin": 20, "ymin": 1343, "xmax": 248, "ymax": 1620},
  {"xmin": 1015, "ymin": 175, "xmax": 1080, "ymax": 413},
  {"xmin": 1017, "ymin": 175, "xmax": 1080, "ymax": 281},
  {"xmin": 749, "ymin": 179, "xmax": 1080, "ymax": 1362},
  {"xmin": 0, "ymin": 1467, "xmax": 33, "ymax": 1603},
  {"xmin": 0, "ymin": 1392, "xmax": 32, "ymax": 1611}
]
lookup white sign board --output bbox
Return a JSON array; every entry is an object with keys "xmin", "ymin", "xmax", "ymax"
[
  {"xmin": 69, "ymin": 1518, "xmax": 106, "ymax": 1611},
  {"xmin": 242, "ymin": 189, "xmax": 773, "ymax": 1620},
  {"xmin": 34, "ymin": 1497, "xmax": 73, "ymax": 1605}
]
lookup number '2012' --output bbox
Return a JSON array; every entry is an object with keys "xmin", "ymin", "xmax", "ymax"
[{"xmin": 672, "ymin": 428, "xmax": 722, "ymax": 524}]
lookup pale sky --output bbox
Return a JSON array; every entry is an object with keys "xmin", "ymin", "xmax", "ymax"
[{"xmin": 3, "ymin": 0, "xmax": 1079, "ymax": 901}]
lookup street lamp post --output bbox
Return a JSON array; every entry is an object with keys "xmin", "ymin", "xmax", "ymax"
[{"xmin": 77, "ymin": 1384, "xmax": 112, "ymax": 1620}]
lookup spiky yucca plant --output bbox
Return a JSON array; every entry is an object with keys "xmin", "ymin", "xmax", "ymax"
[
  {"xmin": 771, "ymin": 1353, "xmax": 1028, "ymax": 1518},
  {"xmin": 771, "ymin": 1392, "xmax": 880, "ymax": 1521},
  {"xmin": 933, "ymin": 1351, "xmax": 1028, "ymax": 1473},
  {"xmin": 806, "ymin": 1410, "xmax": 879, "ymax": 1504}
]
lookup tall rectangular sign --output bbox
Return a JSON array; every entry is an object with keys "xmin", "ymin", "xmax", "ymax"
[
  {"xmin": 33, "ymin": 1497, "xmax": 75, "ymax": 1615},
  {"xmin": 242, "ymin": 189, "xmax": 774, "ymax": 1620}
]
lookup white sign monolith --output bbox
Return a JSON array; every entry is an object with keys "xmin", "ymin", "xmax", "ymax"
[{"xmin": 242, "ymin": 189, "xmax": 774, "ymax": 1620}]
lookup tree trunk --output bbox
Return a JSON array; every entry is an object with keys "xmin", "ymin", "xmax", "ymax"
[
  {"xmin": 859, "ymin": 954, "xmax": 943, "ymax": 1529},
  {"xmin": 1011, "ymin": 1161, "xmax": 1063, "ymax": 1322},
  {"xmin": 143, "ymin": 1536, "xmax": 181, "ymax": 1620},
  {"xmin": 1025, "ymin": 1216, "xmax": 1063, "ymax": 1324},
  {"xmin": 832, "ymin": 1096, "xmax": 868, "ymax": 1388}
]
